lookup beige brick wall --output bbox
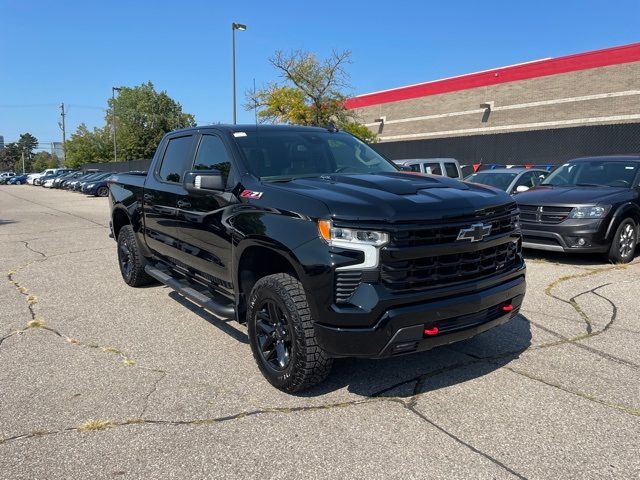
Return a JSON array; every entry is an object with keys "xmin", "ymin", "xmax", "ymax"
[{"xmin": 353, "ymin": 62, "xmax": 640, "ymax": 141}]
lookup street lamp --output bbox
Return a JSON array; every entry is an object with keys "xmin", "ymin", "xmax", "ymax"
[
  {"xmin": 112, "ymin": 86, "xmax": 122, "ymax": 162},
  {"xmin": 232, "ymin": 22, "xmax": 247, "ymax": 124}
]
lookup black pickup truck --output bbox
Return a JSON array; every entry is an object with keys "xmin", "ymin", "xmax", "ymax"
[{"xmin": 109, "ymin": 125, "xmax": 526, "ymax": 392}]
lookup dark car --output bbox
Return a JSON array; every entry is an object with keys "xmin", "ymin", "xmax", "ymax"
[
  {"xmin": 516, "ymin": 155, "xmax": 640, "ymax": 262},
  {"xmin": 81, "ymin": 172, "xmax": 115, "ymax": 196},
  {"xmin": 109, "ymin": 125, "xmax": 525, "ymax": 392},
  {"xmin": 67, "ymin": 172, "xmax": 104, "ymax": 191},
  {"xmin": 8, "ymin": 174, "xmax": 28, "ymax": 185},
  {"xmin": 50, "ymin": 170, "xmax": 81, "ymax": 188},
  {"xmin": 465, "ymin": 168, "xmax": 548, "ymax": 195}
]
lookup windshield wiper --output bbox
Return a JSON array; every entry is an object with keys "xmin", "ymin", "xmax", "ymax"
[{"xmin": 575, "ymin": 183, "xmax": 605, "ymax": 187}]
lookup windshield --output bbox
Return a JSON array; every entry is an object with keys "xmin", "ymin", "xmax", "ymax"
[
  {"xmin": 466, "ymin": 172, "xmax": 518, "ymax": 190},
  {"xmin": 543, "ymin": 160, "xmax": 639, "ymax": 187},
  {"xmin": 233, "ymin": 130, "xmax": 397, "ymax": 180}
]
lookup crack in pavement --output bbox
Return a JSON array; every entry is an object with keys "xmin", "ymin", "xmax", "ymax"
[{"xmin": 0, "ymin": 395, "xmax": 529, "ymax": 478}]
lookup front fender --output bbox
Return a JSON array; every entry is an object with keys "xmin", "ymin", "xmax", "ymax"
[{"xmin": 605, "ymin": 202, "xmax": 640, "ymax": 240}]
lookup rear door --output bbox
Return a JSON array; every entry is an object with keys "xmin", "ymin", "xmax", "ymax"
[
  {"xmin": 173, "ymin": 132, "xmax": 239, "ymax": 293},
  {"xmin": 142, "ymin": 133, "xmax": 196, "ymax": 262}
]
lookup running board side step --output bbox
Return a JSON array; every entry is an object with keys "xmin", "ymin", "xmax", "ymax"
[{"xmin": 144, "ymin": 264, "xmax": 235, "ymax": 319}]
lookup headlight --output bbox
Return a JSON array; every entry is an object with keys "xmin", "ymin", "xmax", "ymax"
[
  {"xmin": 317, "ymin": 220, "xmax": 389, "ymax": 246},
  {"xmin": 85, "ymin": 183, "xmax": 94, "ymax": 188},
  {"xmin": 568, "ymin": 205, "xmax": 610, "ymax": 219}
]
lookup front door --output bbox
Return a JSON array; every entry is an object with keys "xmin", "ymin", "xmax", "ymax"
[{"xmin": 174, "ymin": 132, "xmax": 239, "ymax": 293}]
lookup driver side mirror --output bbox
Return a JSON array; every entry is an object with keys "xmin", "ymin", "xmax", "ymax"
[
  {"xmin": 183, "ymin": 170, "xmax": 224, "ymax": 193},
  {"xmin": 515, "ymin": 185, "xmax": 530, "ymax": 194}
]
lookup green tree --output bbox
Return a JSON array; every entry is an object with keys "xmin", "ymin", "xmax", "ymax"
[
  {"xmin": 17, "ymin": 133, "xmax": 39, "ymax": 156},
  {"xmin": 0, "ymin": 134, "xmax": 40, "ymax": 172},
  {"xmin": 246, "ymin": 50, "xmax": 376, "ymax": 143},
  {"xmin": 64, "ymin": 124, "xmax": 111, "ymax": 168},
  {"xmin": 108, "ymin": 81, "xmax": 196, "ymax": 160},
  {"xmin": 31, "ymin": 152, "xmax": 59, "ymax": 172},
  {"xmin": 0, "ymin": 143, "xmax": 21, "ymax": 171}
]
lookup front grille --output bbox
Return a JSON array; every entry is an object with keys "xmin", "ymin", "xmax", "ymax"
[
  {"xmin": 381, "ymin": 241, "xmax": 519, "ymax": 292},
  {"xmin": 392, "ymin": 213, "xmax": 518, "ymax": 247},
  {"xmin": 519, "ymin": 205, "xmax": 573, "ymax": 224},
  {"xmin": 335, "ymin": 271, "xmax": 362, "ymax": 303}
]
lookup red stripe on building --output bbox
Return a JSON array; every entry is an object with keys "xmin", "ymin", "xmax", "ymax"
[{"xmin": 345, "ymin": 42, "xmax": 640, "ymax": 109}]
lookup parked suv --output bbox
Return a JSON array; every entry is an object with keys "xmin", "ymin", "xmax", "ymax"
[
  {"xmin": 109, "ymin": 125, "xmax": 525, "ymax": 392},
  {"xmin": 516, "ymin": 155, "xmax": 640, "ymax": 262},
  {"xmin": 393, "ymin": 158, "xmax": 463, "ymax": 179}
]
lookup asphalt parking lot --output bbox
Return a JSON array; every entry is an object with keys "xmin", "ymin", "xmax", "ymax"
[{"xmin": 0, "ymin": 185, "xmax": 638, "ymax": 479}]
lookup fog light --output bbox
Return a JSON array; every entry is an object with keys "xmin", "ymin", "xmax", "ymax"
[{"xmin": 576, "ymin": 238, "xmax": 586, "ymax": 246}]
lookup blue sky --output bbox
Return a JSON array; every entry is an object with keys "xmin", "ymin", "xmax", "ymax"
[{"xmin": 1, "ymin": 0, "xmax": 639, "ymax": 149}]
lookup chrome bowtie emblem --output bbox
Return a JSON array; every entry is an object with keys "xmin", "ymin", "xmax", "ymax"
[{"xmin": 457, "ymin": 223, "xmax": 492, "ymax": 242}]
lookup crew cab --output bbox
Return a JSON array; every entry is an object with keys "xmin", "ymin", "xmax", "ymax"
[
  {"xmin": 109, "ymin": 125, "xmax": 526, "ymax": 392},
  {"xmin": 516, "ymin": 155, "xmax": 640, "ymax": 263}
]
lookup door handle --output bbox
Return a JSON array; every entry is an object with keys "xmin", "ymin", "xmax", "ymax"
[{"xmin": 177, "ymin": 200, "xmax": 191, "ymax": 209}]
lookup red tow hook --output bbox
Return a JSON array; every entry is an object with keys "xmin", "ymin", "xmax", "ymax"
[
  {"xmin": 423, "ymin": 326, "xmax": 439, "ymax": 336},
  {"xmin": 501, "ymin": 303, "xmax": 514, "ymax": 313}
]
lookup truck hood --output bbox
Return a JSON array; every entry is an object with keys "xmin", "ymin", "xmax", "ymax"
[
  {"xmin": 515, "ymin": 185, "xmax": 631, "ymax": 206},
  {"xmin": 266, "ymin": 172, "xmax": 515, "ymax": 222}
]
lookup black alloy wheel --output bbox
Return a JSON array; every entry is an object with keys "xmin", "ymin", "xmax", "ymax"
[
  {"xmin": 97, "ymin": 186, "xmax": 109, "ymax": 197},
  {"xmin": 255, "ymin": 299, "xmax": 293, "ymax": 371}
]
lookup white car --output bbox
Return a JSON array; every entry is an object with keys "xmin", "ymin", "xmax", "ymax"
[
  {"xmin": 393, "ymin": 158, "xmax": 463, "ymax": 180},
  {"xmin": 27, "ymin": 168, "xmax": 59, "ymax": 185}
]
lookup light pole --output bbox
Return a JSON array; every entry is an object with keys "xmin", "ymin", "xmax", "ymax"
[
  {"xmin": 112, "ymin": 87, "xmax": 122, "ymax": 162},
  {"xmin": 231, "ymin": 22, "xmax": 247, "ymax": 124}
]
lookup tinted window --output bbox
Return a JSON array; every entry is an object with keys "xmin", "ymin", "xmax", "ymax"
[
  {"xmin": 444, "ymin": 162, "xmax": 459, "ymax": 178},
  {"xmin": 422, "ymin": 162, "xmax": 442, "ymax": 175},
  {"xmin": 159, "ymin": 136, "xmax": 193, "ymax": 183},
  {"xmin": 543, "ymin": 161, "xmax": 639, "ymax": 187},
  {"xmin": 234, "ymin": 131, "xmax": 397, "ymax": 179},
  {"xmin": 193, "ymin": 135, "xmax": 233, "ymax": 185},
  {"xmin": 408, "ymin": 164, "xmax": 421, "ymax": 172}
]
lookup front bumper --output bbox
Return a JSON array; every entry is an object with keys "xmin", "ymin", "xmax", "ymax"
[
  {"xmin": 521, "ymin": 218, "xmax": 609, "ymax": 253},
  {"xmin": 314, "ymin": 273, "xmax": 525, "ymax": 358}
]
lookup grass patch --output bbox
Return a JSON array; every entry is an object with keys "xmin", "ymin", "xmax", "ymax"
[
  {"xmin": 122, "ymin": 359, "xmax": 136, "ymax": 366},
  {"xmin": 26, "ymin": 319, "xmax": 45, "ymax": 329},
  {"xmin": 78, "ymin": 419, "xmax": 112, "ymax": 432},
  {"xmin": 101, "ymin": 346, "xmax": 121, "ymax": 354}
]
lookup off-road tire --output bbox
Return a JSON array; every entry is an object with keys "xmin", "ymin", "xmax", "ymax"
[
  {"xmin": 247, "ymin": 273, "xmax": 333, "ymax": 392},
  {"xmin": 117, "ymin": 225, "xmax": 155, "ymax": 287},
  {"xmin": 608, "ymin": 218, "xmax": 637, "ymax": 263}
]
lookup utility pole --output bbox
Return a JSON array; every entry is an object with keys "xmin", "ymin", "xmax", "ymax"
[
  {"xmin": 112, "ymin": 87, "xmax": 121, "ymax": 162},
  {"xmin": 21, "ymin": 149, "xmax": 25, "ymax": 174},
  {"xmin": 59, "ymin": 103, "xmax": 67, "ymax": 166}
]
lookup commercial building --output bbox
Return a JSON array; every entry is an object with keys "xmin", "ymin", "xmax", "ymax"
[
  {"xmin": 347, "ymin": 43, "xmax": 640, "ymax": 166},
  {"xmin": 0, "ymin": 135, "xmax": 4, "ymax": 150}
]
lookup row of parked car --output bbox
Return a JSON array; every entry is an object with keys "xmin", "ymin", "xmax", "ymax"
[{"xmin": 0, "ymin": 168, "xmax": 116, "ymax": 196}]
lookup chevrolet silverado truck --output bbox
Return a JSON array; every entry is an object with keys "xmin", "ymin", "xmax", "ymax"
[{"xmin": 109, "ymin": 125, "xmax": 526, "ymax": 392}]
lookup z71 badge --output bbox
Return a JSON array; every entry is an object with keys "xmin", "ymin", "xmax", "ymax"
[{"xmin": 240, "ymin": 189, "xmax": 264, "ymax": 199}]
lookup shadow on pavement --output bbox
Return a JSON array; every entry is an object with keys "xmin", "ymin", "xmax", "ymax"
[
  {"xmin": 167, "ymin": 290, "xmax": 249, "ymax": 345},
  {"xmin": 299, "ymin": 313, "xmax": 532, "ymax": 398}
]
